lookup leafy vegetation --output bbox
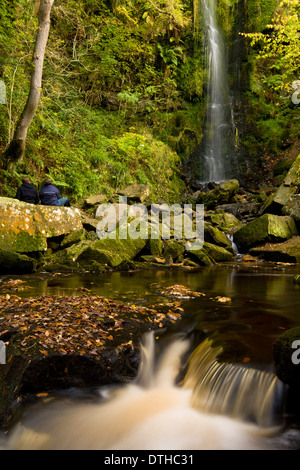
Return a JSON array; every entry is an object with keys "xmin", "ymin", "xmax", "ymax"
[{"xmin": 0, "ymin": 0, "xmax": 299, "ymax": 201}]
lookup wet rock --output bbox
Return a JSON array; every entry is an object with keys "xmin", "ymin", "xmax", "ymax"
[
  {"xmin": 273, "ymin": 327, "xmax": 300, "ymax": 387},
  {"xmin": 249, "ymin": 236, "xmax": 300, "ymax": 263},
  {"xmin": 0, "ymin": 251, "xmax": 37, "ymax": 274},
  {"xmin": 208, "ymin": 210, "xmax": 242, "ymax": 233},
  {"xmin": 0, "ymin": 197, "xmax": 83, "ymax": 253},
  {"xmin": 77, "ymin": 231, "xmax": 147, "ymax": 268},
  {"xmin": 234, "ymin": 214, "xmax": 298, "ymax": 252},
  {"xmin": 196, "ymin": 180, "xmax": 240, "ymax": 209},
  {"xmin": 261, "ymin": 154, "xmax": 300, "ymax": 215},
  {"xmin": 204, "ymin": 223, "xmax": 233, "ymax": 250},
  {"xmin": 282, "ymin": 195, "xmax": 300, "ymax": 221}
]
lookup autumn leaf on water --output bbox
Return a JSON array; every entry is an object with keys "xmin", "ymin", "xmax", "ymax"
[{"xmin": 214, "ymin": 296, "xmax": 232, "ymax": 303}]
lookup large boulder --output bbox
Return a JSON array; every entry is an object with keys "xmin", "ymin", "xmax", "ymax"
[
  {"xmin": 273, "ymin": 327, "xmax": 300, "ymax": 387},
  {"xmin": 249, "ymin": 236, "xmax": 300, "ymax": 263},
  {"xmin": 208, "ymin": 210, "xmax": 243, "ymax": 233},
  {"xmin": 261, "ymin": 154, "xmax": 300, "ymax": 215},
  {"xmin": 282, "ymin": 195, "xmax": 300, "ymax": 221},
  {"xmin": 0, "ymin": 250, "xmax": 37, "ymax": 274},
  {"xmin": 77, "ymin": 231, "xmax": 147, "ymax": 268},
  {"xmin": 187, "ymin": 241, "xmax": 233, "ymax": 265},
  {"xmin": 0, "ymin": 197, "xmax": 83, "ymax": 253},
  {"xmin": 204, "ymin": 222, "xmax": 234, "ymax": 250},
  {"xmin": 233, "ymin": 214, "xmax": 298, "ymax": 252}
]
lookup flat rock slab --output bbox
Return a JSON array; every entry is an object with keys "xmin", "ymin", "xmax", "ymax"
[
  {"xmin": 0, "ymin": 197, "xmax": 83, "ymax": 252},
  {"xmin": 249, "ymin": 236, "xmax": 300, "ymax": 263}
]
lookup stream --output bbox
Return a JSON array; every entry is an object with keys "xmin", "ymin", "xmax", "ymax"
[{"xmin": 1, "ymin": 262, "xmax": 300, "ymax": 450}]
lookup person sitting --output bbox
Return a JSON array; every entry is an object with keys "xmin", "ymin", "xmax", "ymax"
[
  {"xmin": 39, "ymin": 178, "xmax": 70, "ymax": 207},
  {"xmin": 15, "ymin": 177, "xmax": 39, "ymax": 204}
]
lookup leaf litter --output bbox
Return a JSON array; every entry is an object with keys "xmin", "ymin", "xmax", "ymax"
[{"xmin": 0, "ymin": 294, "xmax": 183, "ymax": 359}]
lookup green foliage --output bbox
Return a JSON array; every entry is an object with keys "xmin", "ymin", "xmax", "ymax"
[
  {"xmin": 0, "ymin": 0, "xmax": 299, "ymax": 200},
  {"xmin": 242, "ymin": 0, "xmax": 300, "ymax": 90}
]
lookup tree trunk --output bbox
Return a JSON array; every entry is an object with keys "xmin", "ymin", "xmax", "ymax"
[{"xmin": 4, "ymin": 0, "xmax": 54, "ymax": 167}]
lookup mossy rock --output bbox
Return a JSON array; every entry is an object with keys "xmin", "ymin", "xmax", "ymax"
[
  {"xmin": 42, "ymin": 262, "xmax": 80, "ymax": 273},
  {"xmin": 0, "ymin": 250, "xmax": 37, "ymax": 274},
  {"xmin": 274, "ymin": 327, "xmax": 300, "ymax": 387},
  {"xmin": 202, "ymin": 242, "xmax": 234, "ymax": 262},
  {"xmin": 249, "ymin": 237, "xmax": 300, "ymax": 263},
  {"xmin": 196, "ymin": 180, "xmax": 240, "ymax": 209},
  {"xmin": 204, "ymin": 223, "xmax": 233, "ymax": 250},
  {"xmin": 187, "ymin": 248, "xmax": 215, "ymax": 266},
  {"xmin": 148, "ymin": 237, "xmax": 163, "ymax": 257},
  {"xmin": 77, "ymin": 231, "xmax": 147, "ymax": 268},
  {"xmin": 186, "ymin": 241, "xmax": 233, "ymax": 265},
  {"xmin": 162, "ymin": 239, "xmax": 185, "ymax": 262},
  {"xmin": 234, "ymin": 214, "xmax": 298, "ymax": 252},
  {"xmin": 209, "ymin": 211, "xmax": 242, "ymax": 233},
  {"xmin": 60, "ymin": 229, "xmax": 88, "ymax": 249},
  {"xmin": 262, "ymin": 154, "xmax": 300, "ymax": 215}
]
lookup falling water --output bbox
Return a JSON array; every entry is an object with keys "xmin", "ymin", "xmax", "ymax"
[
  {"xmin": 200, "ymin": 0, "xmax": 235, "ymax": 182},
  {"xmin": 183, "ymin": 339, "xmax": 285, "ymax": 428},
  {"xmin": 5, "ymin": 333, "xmax": 287, "ymax": 450}
]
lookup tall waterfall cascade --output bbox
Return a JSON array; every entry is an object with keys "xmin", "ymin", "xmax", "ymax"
[{"xmin": 200, "ymin": 0, "xmax": 236, "ymax": 183}]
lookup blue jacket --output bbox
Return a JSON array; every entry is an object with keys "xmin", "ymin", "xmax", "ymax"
[
  {"xmin": 16, "ymin": 182, "xmax": 39, "ymax": 204},
  {"xmin": 39, "ymin": 183, "xmax": 61, "ymax": 206}
]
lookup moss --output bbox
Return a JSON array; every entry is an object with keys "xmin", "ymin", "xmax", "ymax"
[
  {"xmin": 209, "ymin": 211, "xmax": 243, "ymax": 232},
  {"xmin": 0, "ymin": 229, "xmax": 47, "ymax": 253},
  {"xmin": 0, "ymin": 250, "xmax": 37, "ymax": 274},
  {"xmin": 202, "ymin": 242, "xmax": 234, "ymax": 262},
  {"xmin": 204, "ymin": 223, "xmax": 233, "ymax": 249},
  {"xmin": 196, "ymin": 180, "xmax": 240, "ymax": 209},
  {"xmin": 234, "ymin": 214, "xmax": 298, "ymax": 251},
  {"xmin": 162, "ymin": 239, "xmax": 186, "ymax": 262},
  {"xmin": 77, "ymin": 230, "xmax": 147, "ymax": 268}
]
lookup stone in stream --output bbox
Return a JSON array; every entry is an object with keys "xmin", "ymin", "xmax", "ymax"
[{"xmin": 233, "ymin": 213, "xmax": 298, "ymax": 253}]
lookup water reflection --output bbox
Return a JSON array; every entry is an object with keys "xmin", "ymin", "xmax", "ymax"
[
  {"xmin": 1, "ymin": 265, "xmax": 300, "ymax": 450},
  {"xmin": 1, "ymin": 264, "xmax": 299, "ymax": 367}
]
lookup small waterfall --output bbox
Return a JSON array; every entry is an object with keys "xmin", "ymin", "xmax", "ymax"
[
  {"xmin": 200, "ymin": 0, "xmax": 235, "ymax": 183},
  {"xmin": 183, "ymin": 338, "xmax": 285, "ymax": 428},
  {"xmin": 5, "ymin": 333, "xmax": 286, "ymax": 450}
]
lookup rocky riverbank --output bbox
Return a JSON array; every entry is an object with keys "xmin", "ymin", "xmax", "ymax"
[{"xmin": 1, "ymin": 154, "xmax": 300, "ymax": 276}]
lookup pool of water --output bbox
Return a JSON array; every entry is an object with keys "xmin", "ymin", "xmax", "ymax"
[
  {"xmin": 1, "ymin": 263, "xmax": 300, "ymax": 365},
  {"xmin": 1, "ymin": 263, "xmax": 300, "ymax": 450}
]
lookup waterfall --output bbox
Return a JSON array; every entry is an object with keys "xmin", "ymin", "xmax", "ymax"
[
  {"xmin": 6, "ymin": 333, "xmax": 286, "ymax": 450},
  {"xmin": 183, "ymin": 338, "xmax": 285, "ymax": 428},
  {"xmin": 200, "ymin": 0, "xmax": 235, "ymax": 183}
]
